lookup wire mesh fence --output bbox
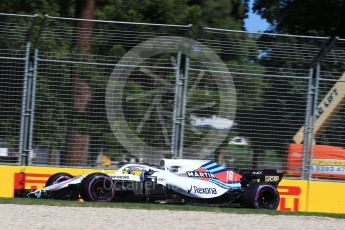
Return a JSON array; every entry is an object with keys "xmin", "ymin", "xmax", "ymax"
[
  {"xmin": 180, "ymin": 28, "xmax": 329, "ymax": 176},
  {"xmin": 31, "ymin": 15, "xmax": 191, "ymax": 166},
  {"xmin": 309, "ymin": 39, "xmax": 345, "ymax": 180},
  {"xmin": 0, "ymin": 13, "xmax": 344, "ymax": 181},
  {"xmin": 0, "ymin": 13, "xmax": 36, "ymax": 164}
]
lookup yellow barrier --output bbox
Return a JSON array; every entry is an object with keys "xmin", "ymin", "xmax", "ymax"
[
  {"xmin": 277, "ymin": 179, "xmax": 345, "ymax": 214},
  {"xmin": 0, "ymin": 165, "xmax": 344, "ymax": 214},
  {"xmin": 277, "ymin": 179, "xmax": 308, "ymax": 212},
  {"xmin": 0, "ymin": 165, "xmax": 22, "ymax": 198},
  {"xmin": 0, "ymin": 165, "xmax": 113, "ymax": 198},
  {"xmin": 307, "ymin": 180, "xmax": 345, "ymax": 213}
]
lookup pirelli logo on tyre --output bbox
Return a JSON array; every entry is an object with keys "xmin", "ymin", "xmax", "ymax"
[{"xmin": 265, "ymin": 176, "xmax": 280, "ymax": 182}]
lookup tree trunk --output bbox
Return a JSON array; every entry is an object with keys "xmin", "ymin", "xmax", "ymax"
[
  {"xmin": 75, "ymin": 0, "xmax": 95, "ymax": 53},
  {"xmin": 65, "ymin": 0, "xmax": 95, "ymax": 166}
]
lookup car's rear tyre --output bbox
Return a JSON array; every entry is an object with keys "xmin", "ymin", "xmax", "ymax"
[
  {"xmin": 80, "ymin": 173, "xmax": 115, "ymax": 202},
  {"xmin": 242, "ymin": 182, "xmax": 280, "ymax": 210},
  {"xmin": 45, "ymin": 172, "xmax": 78, "ymax": 200}
]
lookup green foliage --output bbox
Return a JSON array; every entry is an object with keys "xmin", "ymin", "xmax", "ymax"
[
  {"xmin": 95, "ymin": 0, "xmax": 247, "ymax": 29},
  {"xmin": 0, "ymin": 0, "xmax": 75, "ymax": 17},
  {"xmin": 253, "ymin": 0, "xmax": 345, "ymax": 37},
  {"xmin": 108, "ymin": 45, "xmax": 126, "ymax": 57},
  {"xmin": 33, "ymin": 63, "xmax": 71, "ymax": 149}
]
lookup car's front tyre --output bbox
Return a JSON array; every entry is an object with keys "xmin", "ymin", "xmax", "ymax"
[{"xmin": 79, "ymin": 173, "xmax": 115, "ymax": 202}]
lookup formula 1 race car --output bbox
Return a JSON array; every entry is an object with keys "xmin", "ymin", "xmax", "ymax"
[{"xmin": 27, "ymin": 159, "xmax": 283, "ymax": 209}]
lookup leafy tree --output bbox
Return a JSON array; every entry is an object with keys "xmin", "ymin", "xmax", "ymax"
[
  {"xmin": 253, "ymin": 0, "xmax": 345, "ymax": 37},
  {"xmin": 0, "ymin": 0, "xmax": 75, "ymax": 17},
  {"xmin": 96, "ymin": 0, "xmax": 247, "ymax": 29}
]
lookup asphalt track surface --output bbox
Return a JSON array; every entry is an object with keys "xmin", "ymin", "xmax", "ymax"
[{"xmin": 1, "ymin": 204, "xmax": 344, "ymax": 230}]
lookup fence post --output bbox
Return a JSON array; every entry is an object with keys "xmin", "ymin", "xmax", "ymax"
[
  {"xmin": 19, "ymin": 15, "xmax": 43, "ymax": 165},
  {"xmin": 307, "ymin": 63, "xmax": 321, "ymax": 180},
  {"xmin": 18, "ymin": 15, "xmax": 38, "ymax": 165},
  {"xmin": 27, "ymin": 48, "xmax": 39, "ymax": 165},
  {"xmin": 178, "ymin": 44, "xmax": 191, "ymax": 159},
  {"xmin": 20, "ymin": 62, "xmax": 36, "ymax": 166},
  {"xmin": 302, "ymin": 37, "xmax": 337, "ymax": 180},
  {"xmin": 19, "ymin": 42, "xmax": 31, "ymax": 165},
  {"xmin": 301, "ymin": 68, "xmax": 314, "ymax": 179},
  {"xmin": 170, "ymin": 51, "xmax": 182, "ymax": 158}
]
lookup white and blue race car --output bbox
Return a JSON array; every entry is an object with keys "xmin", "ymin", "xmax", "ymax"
[{"xmin": 28, "ymin": 159, "xmax": 283, "ymax": 209}]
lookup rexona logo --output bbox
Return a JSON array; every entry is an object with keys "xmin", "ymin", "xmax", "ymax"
[
  {"xmin": 186, "ymin": 171, "xmax": 216, "ymax": 178},
  {"xmin": 187, "ymin": 185, "xmax": 217, "ymax": 194}
]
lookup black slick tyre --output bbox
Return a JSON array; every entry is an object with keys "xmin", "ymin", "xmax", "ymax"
[
  {"xmin": 45, "ymin": 172, "xmax": 78, "ymax": 200},
  {"xmin": 46, "ymin": 173, "xmax": 74, "ymax": 187},
  {"xmin": 79, "ymin": 172, "xmax": 115, "ymax": 202},
  {"xmin": 242, "ymin": 182, "xmax": 280, "ymax": 210}
]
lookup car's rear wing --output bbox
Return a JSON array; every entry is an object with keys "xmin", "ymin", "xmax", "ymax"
[{"xmin": 237, "ymin": 169, "xmax": 283, "ymax": 187}]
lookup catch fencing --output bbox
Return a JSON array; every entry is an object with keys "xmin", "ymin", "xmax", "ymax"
[
  {"xmin": 0, "ymin": 13, "xmax": 344, "ymax": 181},
  {"xmin": 0, "ymin": 13, "xmax": 36, "ymax": 165}
]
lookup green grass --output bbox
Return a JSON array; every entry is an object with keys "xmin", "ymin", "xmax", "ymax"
[{"xmin": 0, "ymin": 198, "xmax": 344, "ymax": 219}]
